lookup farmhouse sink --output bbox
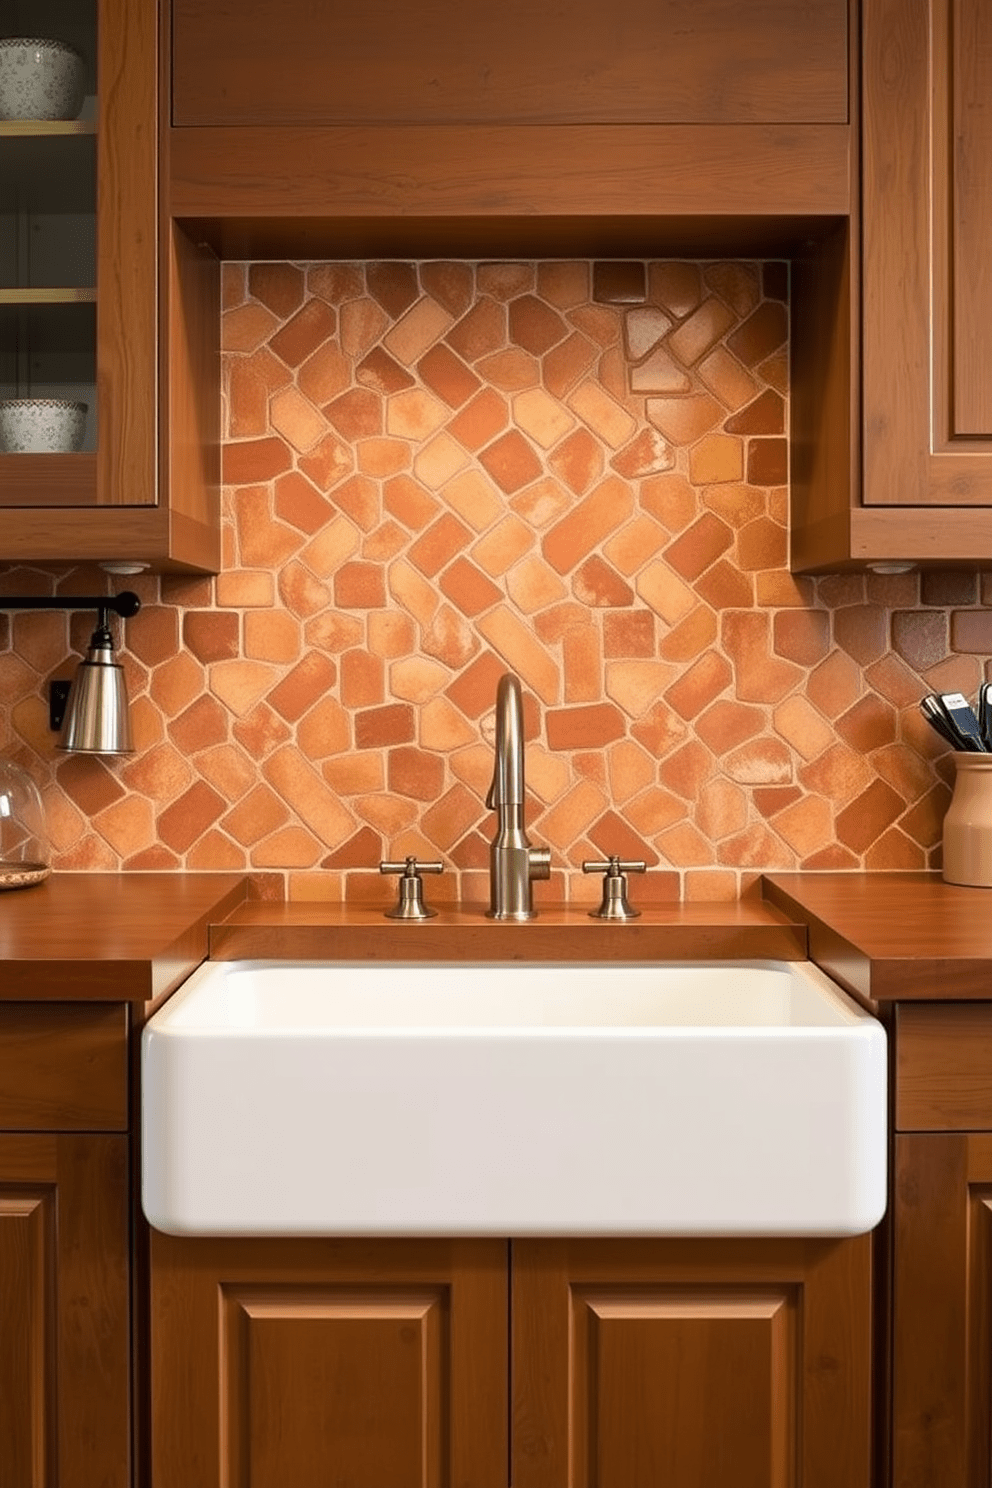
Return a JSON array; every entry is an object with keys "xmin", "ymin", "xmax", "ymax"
[{"xmin": 141, "ymin": 959, "xmax": 886, "ymax": 1238}]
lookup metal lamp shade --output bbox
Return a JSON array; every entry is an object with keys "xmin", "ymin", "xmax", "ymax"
[{"xmin": 58, "ymin": 633, "xmax": 134, "ymax": 754}]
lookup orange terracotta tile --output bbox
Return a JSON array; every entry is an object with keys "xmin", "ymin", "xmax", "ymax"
[
  {"xmin": 328, "ymin": 474, "xmax": 380, "ymax": 532},
  {"xmin": 321, "ymin": 825, "xmax": 383, "ymax": 870},
  {"xmin": 772, "ymin": 610, "xmax": 830, "ymax": 666},
  {"xmin": 648, "ymin": 262, "xmax": 702, "ymax": 318},
  {"xmin": 446, "ymin": 387, "xmax": 508, "ymax": 452},
  {"xmin": 233, "ymin": 701, "xmax": 293, "ymax": 760},
  {"xmin": 420, "ymin": 262, "xmax": 474, "ymax": 316},
  {"xmin": 446, "ymin": 297, "xmax": 507, "ymax": 362},
  {"xmin": 323, "ymin": 752, "xmax": 384, "ymax": 795},
  {"xmin": 477, "ymin": 263, "xmax": 534, "ymax": 299},
  {"xmin": 419, "ymin": 697, "xmax": 477, "ymax": 752},
  {"xmin": 538, "ymin": 780, "xmax": 608, "ymax": 851},
  {"xmin": 727, "ymin": 301, "xmax": 788, "ymax": 367},
  {"xmin": 624, "ymin": 784, "xmax": 689, "ymax": 835},
  {"xmin": 363, "ymin": 520, "xmax": 408, "ymax": 562},
  {"xmin": 194, "ymin": 743, "xmax": 256, "ymax": 803},
  {"xmin": 602, "ymin": 515, "xmax": 666, "ymax": 576},
  {"xmin": 389, "ymin": 655, "xmax": 449, "ymax": 703},
  {"xmin": 297, "ymin": 697, "xmax": 351, "ymax": 760},
  {"xmin": 387, "ymin": 559, "xmax": 438, "ymax": 629},
  {"xmin": 232, "ymin": 486, "xmax": 300, "ymax": 569},
  {"xmin": 478, "ymin": 430, "xmax": 544, "ymax": 494},
  {"xmin": 735, "ymin": 515, "xmax": 788, "ymax": 571},
  {"xmin": 367, "ymin": 261, "xmax": 419, "ymax": 317},
  {"xmin": 383, "ymin": 473, "xmax": 440, "ymax": 531},
  {"xmin": 542, "ymin": 332, "xmax": 599, "ymax": 400},
  {"xmin": 223, "ymin": 784, "xmax": 290, "ymax": 846},
  {"xmin": 864, "ymin": 827, "xmax": 926, "ymax": 871},
  {"xmin": 249, "ymin": 263, "xmax": 305, "ymax": 318},
  {"xmin": 592, "ymin": 262, "xmax": 646, "ymax": 304},
  {"xmin": 798, "ymin": 741, "xmax": 873, "ymax": 805},
  {"xmin": 385, "ymin": 387, "xmax": 448, "ymax": 441},
  {"xmin": 688, "ymin": 433, "xmax": 744, "ymax": 485},
  {"xmin": 368, "ymin": 609, "xmax": 416, "ymax": 660},
  {"xmin": 510, "ymin": 476, "xmax": 572, "ymax": 530},
  {"xmin": 304, "ymin": 612, "xmax": 363, "ymax": 654},
  {"xmin": 567, "ymin": 379, "xmax": 637, "ymax": 448},
  {"xmin": 835, "ymin": 695, "xmax": 898, "ymax": 754},
  {"xmin": 149, "ymin": 652, "xmax": 206, "ymax": 718},
  {"xmin": 806, "ymin": 649, "xmax": 862, "ymax": 720},
  {"xmin": 298, "ymin": 431, "xmax": 354, "ymax": 491},
  {"xmin": 772, "ymin": 694, "xmax": 835, "ymax": 760},
  {"xmin": 299, "ymin": 518, "xmax": 359, "ymax": 580},
  {"xmin": 223, "ymin": 436, "xmax": 293, "ymax": 486},
  {"xmin": 512, "ymin": 387, "xmax": 575, "ymax": 449},
  {"xmin": 298, "ymin": 340, "xmax": 351, "ymax": 405},
  {"xmin": 746, "ymin": 438, "xmax": 788, "ymax": 486},
  {"xmin": 121, "ymin": 741, "xmax": 193, "ymax": 804},
  {"xmin": 181, "ymin": 611, "xmax": 238, "ymax": 666},
  {"xmin": 354, "ymin": 703, "xmax": 415, "ymax": 749},
  {"xmin": 605, "ymin": 660, "xmax": 675, "ymax": 719},
  {"xmin": 667, "ymin": 297, "xmax": 735, "ymax": 367},
  {"xmin": 215, "ymin": 571, "xmax": 276, "ymax": 608},
  {"xmin": 384, "ymin": 296, "xmax": 454, "ymax": 365},
  {"xmin": 506, "ymin": 556, "xmax": 566, "ymax": 615},
  {"xmin": 209, "ymin": 659, "xmax": 279, "ymax": 718},
  {"xmin": 409, "ymin": 513, "xmax": 474, "ymax": 578},
  {"xmin": 387, "ymin": 746, "xmax": 445, "ymax": 802},
  {"xmin": 168, "ymin": 692, "xmax": 228, "ymax": 756},
  {"xmin": 413, "ymin": 432, "xmax": 469, "ymax": 490},
  {"xmin": 273, "ymin": 471, "xmax": 331, "ymax": 534},
  {"xmin": 542, "ymin": 476, "xmax": 633, "ymax": 575},
  {"xmin": 665, "ymin": 651, "xmax": 733, "ymax": 722},
  {"xmin": 222, "ymin": 302, "xmax": 279, "ymax": 353},
  {"xmin": 222, "ymin": 262, "xmax": 246, "ymax": 309},
  {"xmin": 696, "ymin": 346, "xmax": 758, "ymax": 410},
  {"xmin": 508, "ymin": 295, "xmax": 568, "ymax": 354},
  {"xmin": 340, "ymin": 649, "xmax": 384, "ymax": 709},
  {"xmin": 157, "ymin": 781, "xmax": 226, "ymax": 854},
  {"xmin": 252, "ymin": 826, "xmax": 324, "ymax": 869},
  {"xmin": 263, "ymin": 746, "xmax": 355, "ymax": 847},
  {"xmin": 695, "ymin": 778, "xmax": 748, "ymax": 842},
  {"xmin": 307, "ymin": 263, "xmax": 364, "ymax": 304},
  {"xmin": 334, "ymin": 561, "xmax": 386, "ymax": 609},
  {"xmin": 269, "ymin": 298, "xmax": 338, "ymax": 368},
  {"xmin": 440, "ymin": 557, "xmax": 502, "ymax": 617},
  {"xmin": 477, "ymin": 607, "xmax": 559, "ymax": 704},
  {"xmin": 421, "ymin": 782, "xmax": 483, "ymax": 850},
  {"xmin": 54, "ymin": 833, "xmax": 119, "ymax": 871},
  {"xmin": 722, "ymin": 612, "xmax": 803, "ymax": 704},
  {"xmin": 835, "ymin": 778, "xmax": 904, "ymax": 854},
  {"xmin": 560, "ymin": 626, "xmax": 600, "ymax": 703},
  {"xmin": 450, "ymin": 744, "xmax": 497, "ymax": 798},
  {"xmin": 545, "ymin": 702, "xmax": 625, "ymax": 750},
  {"xmin": 339, "ymin": 296, "xmax": 389, "ymax": 358},
  {"xmin": 865, "ymin": 653, "xmax": 927, "ymax": 709},
  {"xmin": 441, "ymin": 469, "xmax": 504, "ymax": 531}
]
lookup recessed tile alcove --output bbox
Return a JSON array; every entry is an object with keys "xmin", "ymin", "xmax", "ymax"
[{"xmin": 0, "ymin": 258, "xmax": 988, "ymax": 900}]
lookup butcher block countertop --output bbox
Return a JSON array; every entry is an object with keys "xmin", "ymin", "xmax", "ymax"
[{"xmin": 762, "ymin": 872, "xmax": 992, "ymax": 1003}]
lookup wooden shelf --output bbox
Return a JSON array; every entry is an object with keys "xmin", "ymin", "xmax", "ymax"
[{"xmin": 0, "ymin": 288, "xmax": 96, "ymax": 304}]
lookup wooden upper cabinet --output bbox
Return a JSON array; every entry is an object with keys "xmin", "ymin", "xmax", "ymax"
[
  {"xmin": 171, "ymin": 0, "xmax": 849, "ymax": 129},
  {"xmin": 863, "ymin": 0, "xmax": 992, "ymax": 506}
]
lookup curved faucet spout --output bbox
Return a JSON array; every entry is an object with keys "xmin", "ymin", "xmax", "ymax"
[{"xmin": 486, "ymin": 671, "xmax": 551, "ymax": 919}]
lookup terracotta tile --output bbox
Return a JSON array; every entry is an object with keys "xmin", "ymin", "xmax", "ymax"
[
  {"xmin": 248, "ymin": 263, "xmax": 305, "ymax": 318},
  {"xmin": 726, "ymin": 389, "xmax": 785, "ymax": 436},
  {"xmin": 367, "ymin": 261, "xmax": 419, "ymax": 317},
  {"xmin": 305, "ymin": 611, "xmax": 363, "ymax": 653},
  {"xmin": 440, "ymin": 557, "xmax": 502, "ymax": 617},
  {"xmin": 222, "ymin": 302, "xmax": 279, "ymax": 353},
  {"xmin": 533, "ymin": 261, "xmax": 587, "ymax": 309},
  {"xmin": 274, "ymin": 471, "xmax": 332, "ymax": 534},
  {"xmin": 572, "ymin": 556, "xmax": 633, "ymax": 608},
  {"xmin": 921, "ymin": 570, "xmax": 974, "ymax": 606},
  {"xmin": 232, "ymin": 486, "xmax": 300, "ymax": 569},
  {"xmin": 606, "ymin": 739, "xmax": 655, "ymax": 803},
  {"xmin": 561, "ymin": 626, "xmax": 601, "ymax": 703},
  {"xmin": 624, "ymin": 783, "xmax": 690, "ymax": 834},
  {"xmin": 510, "ymin": 477, "xmax": 572, "ymax": 530},
  {"xmin": 538, "ymin": 780, "xmax": 607, "ymax": 851},
  {"xmin": 53, "ymin": 833, "xmax": 118, "ymax": 872},
  {"xmin": 635, "ymin": 562, "xmax": 696, "ymax": 625},
  {"xmin": 695, "ymin": 698, "xmax": 765, "ymax": 754},
  {"xmin": 182, "ymin": 610, "xmax": 238, "ymax": 666},
  {"xmin": 419, "ymin": 697, "xmax": 477, "ymax": 752},
  {"xmin": 646, "ymin": 262, "xmax": 701, "ymax": 317},
  {"xmin": 297, "ymin": 697, "xmax": 351, "ymax": 759},
  {"xmin": 340, "ymin": 297, "xmax": 389, "ymax": 358},
  {"xmin": 573, "ymin": 753, "xmax": 608, "ymax": 789},
  {"xmin": 307, "ymin": 263, "xmax": 363, "ymax": 304},
  {"xmin": 667, "ymin": 297, "xmax": 735, "ymax": 367},
  {"xmin": 223, "ymin": 437, "xmax": 292, "ymax": 486},
  {"xmin": 387, "ymin": 559, "xmax": 438, "ymax": 629},
  {"xmin": 447, "ymin": 388, "xmax": 509, "ymax": 451},
  {"xmin": 588, "ymin": 809, "xmax": 660, "ymax": 866},
  {"xmin": 568, "ymin": 303, "xmax": 621, "ymax": 348},
  {"xmin": 418, "ymin": 784, "xmax": 481, "ymax": 854},
  {"xmin": 300, "ymin": 516, "xmax": 360, "ymax": 579},
  {"xmin": 547, "ymin": 428, "xmax": 602, "ymax": 495},
  {"xmin": 604, "ymin": 515, "xmax": 666, "ymax": 576},
  {"xmin": 149, "ymin": 652, "xmax": 207, "ymax": 717},
  {"xmin": 477, "ymin": 263, "xmax": 534, "ymax": 299},
  {"xmin": 683, "ymin": 868, "xmax": 739, "ymax": 901},
  {"xmin": 658, "ymin": 605, "xmax": 718, "ymax": 662},
  {"xmin": 446, "ymin": 298, "xmax": 507, "ymax": 362},
  {"xmin": 252, "ymin": 825, "xmax": 325, "ymax": 869},
  {"xmin": 368, "ymin": 609, "xmax": 416, "ymax": 659},
  {"xmin": 409, "ymin": 513, "xmax": 473, "ymax": 578},
  {"xmin": 194, "ymin": 743, "xmax": 256, "ymax": 803},
  {"xmin": 605, "ymin": 660, "xmax": 674, "ymax": 719},
  {"xmin": 475, "ymin": 346, "xmax": 541, "ymax": 391},
  {"xmin": 121, "ymin": 741, "xmax": 193, "ymax": 803},
  {"xmin": 414, "ymin": 432, "xmax": 469, "ymax": 490},
  {"xmin": 656, "ymin": 820, "xmax": 715, "ymax": 867},
  {"xmin": 645, "ymin": 392, "xmax": 721, "ymax": 445},
  {"xmin": 542, "ymin": 332, "xmax": 598, "ymax": 399},
  {"xmin": 688, "ymin": 433, "xmax": 744, "ymax": 485},
  {"xmin": 704, "ymin": 262, "xmax": 760, "ymax": 318},
  {"xmin": 355, "ymin": 346, "xmax": 415, "ymax": 395},
  {"xmin": 543, "ymin": 476, "xmax": 633, "ymax": 574},
  {"xmin": 326, "ymin": 387, "xmax": 383, "ymax": 441},
  {"xmin": 867, "ymin": 570, "xmax": 919, "ymax": 608},
  {"xmin": 600, "ymin": 611, "xmax": 652, "ymax": 659},
  {"xmin": 334, "ymin": 561, "xmax": 386, "ymax": 609},
  {"xmin": 722, "ymin": 611, "xmax": 802, "ymax": 704},
  {"xmin": 386, "ymin": 746, "xmax": 445, "ymax": 802},
  {"xmin": 723, "ymin": 736, "xmax": 793, "ymax": 784},
  {"xmin": 384, "ymin": 296, "xmax": 454, "ymax": 365},
  {"xmin": 222, "ymin": 262, "xmax": 246, "ymax": 309},
  {"xmin": 835, "ymin": 695, "xmax": 897, "ymax": 753},
  {"xmin": 770, "ymin": 796, "xmax": 834, "ymax": 858},
  {"xmin": 322, "ymin": 825, "xmax": 383, "ymax": 869},
  {"xmin": 386, "ymin": 387, "xmax": 448, "ymax": 441},
  {"xmin": 441, "ymin": 469, "xmax": 504, "ymax": 531},
  {"xmin": 567, "ymin": 379, "xmax": 637, "ymax": 448},
  {"xmin": 329, "ymin": 474, "xmax": 380, "ymax": 532},
  {"xmin": 736, "ymin": 515, "xmax": 788, "ymax": 571},
  {"xmin": 157, "ymin": 781, "xmax": 226, "ymax": 854},
  {"xmin": 622, "ymin": 306, "xmax": 670, "ymax": 360},
  {"xmin": 297, "ymin": 431, "xmax": 354, "ymax": 492},
  {"xmin": 806, "ymin": 650, "xmax": 862, "ymax": 719},
  {"xmin": 901, "ymin": 782, "xmax": 953, "ymax": 848},
  {"xmin": 865, "ymin": 652, "xmax": 928, "ymax": 708},
  {"xmin": 951, "ymin": 609, "xmax": 992, "ymax": 652},
  {"xmin": 753, "ymin": 785, "xmax": 802, "ymax": 819},
  {"xmin": 798, "ymin": 741, "xmax": 873, "ymax": 805},
  {"xmin": 546, "ymin": 702, "xmax": 625, "ymax": 750},
  {"xmin": 270, "ymin": 299, "xmax": 338, "ymax": 368},
  {"xmin": 922, "ymin": 653, "xmax": 982, "ymax": 697},
  {"xmin": 340, "ymin": 649, "xmax": 384, "ymax": 708},
  {"xmin": 125, "ymin": 843, "xmax": 184, "ymax": 871},
  {"xmin": 450, "ymin": 744, "xmax": 497, "ymax": 798},
  {"xmin": 227, "ymin": 358, "xmax": 269, "ymax": 438},
  {"xmin": 223, "ymin": 784, "xmax": 290, "ymax": 846},
  {"xmin": 639, "ymin": 472, "xmax": 697, "ymax": 533},
  {"xmin": 420, "ymin": 261, "xmax": 474, "ymax": 316},
  {"xmin": 727, "ymin": 301, "xmax": 789, "ymax": 366},
  {"xmin": 386, "ymin": 656, "xmax": 447, "ymax": 704},
  {"xmin": 185, "ymin": 833, "xmax": 246, "ymax": 870},
  {"xmin": 533, "ymin": 601, "xmax": 590, "ymax": 644},
  {"xmin": 384, "ymin": 473, "xmax": 440, "ymax": 531},
  {"xmin": 233, "ymin": 701, "xmax": 292, "ymax": 760},
  {"xmin": 697, "ymin": 346, "xmax": 758, "ymax": 410},
  {"xmin": 746, "ymin": 438, "xmax": 788, "ymax": 485},
  {"xmin": 446, "ymin": 651, "xmax": 517, "ymax": 720},
  {"xmin": 471, "ymin": 431, "xmax": 539, "ymax": 495},
  {"xmin": 772, "ymin": 694, "xmax": 835, "ymax": 760},
  {"xmin": 666, "ymin": 513, "xmax": 734, "ymax": 581},
  {"xmin": 864, "ymin": 827, "xmax": 926, "ymax": 870},
  {"xmin": 756, "ymin": 572, "xmax": 814, "ymax": 607},
  {"xmin": 592, "ymin": 262, "xmax": 646, "ymax": 304},
  {"xmin": 835, "ymin": 778, "xmax": 904, "ymax": 854},
  {"xmin": 168, "ymin": 692, "xmax": 228, "ymax": 755},
  {"xmin": 507, "ymin": 295, "xmax": 568, "ymax": 355},
  {"xmin": 666, "ymin": 651, "xmax": 733, "ymax": 720},
  {"xmin": 263, "ymin": 746, "xmax": 355, "ymax": 847},
  {"xmin": 353, "ymin": 702, "xmax": 416, "ymax": 749},
  {"xmin": 695, "ymin": 777, "xmax": 748, "ymax": 841},
  {"xmin": 323, "ymin": 752, "xmax": 384, "ymax": 795},
  {"xmin": 210, "ymin": 659, "xmax": 279, "ymax": 717},
  {"xmin": 352, "ymin": 793, "xmax": 417, "ymax": 838},
  {"xmin": 502, "ymin": 555, "xmax": 563, "ymax": 615},
  {"xmin": 701, "ymin": 481, "xmax": 765, "ymax": 530},
  {"xmin": 512, "ymin": 388, "xmax": 574, "ymax": 450},
  {"xmin": 834, "ymin": 604, "xmax": 890, "ymax": 666},
  {"xmin": 818, "ymin": 573, "xmax": 866, "ymax": 608},
  {"xmin": 610, "ymin": 429, "xmax": 674, "ymax": 481},
  {"xmin": 769, "ymin": 612, "xmax": 828, "ymax": 670},
  {"xmin": 477, "ymin": 607, "xmax": 559, "ymax": 704}
]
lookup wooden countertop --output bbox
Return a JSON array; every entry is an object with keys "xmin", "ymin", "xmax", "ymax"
[
  {"xmin": 762, "ymin": 872, "xmax": 992, "ymax": 1002},
  {"xmin": 209, "ymin": 897, "xmax": 808, "ymax": 964},
  {"xmin": 0, "ymin": 873, "xmax": 248, "ymax": 1002}
]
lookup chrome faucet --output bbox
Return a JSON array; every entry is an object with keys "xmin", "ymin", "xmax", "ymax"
[{"xmin": 486, "ymin": 672, "xmax": 551, "ymax": 919}]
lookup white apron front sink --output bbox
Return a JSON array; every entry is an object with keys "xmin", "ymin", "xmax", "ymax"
[{"xmin": 141, "ymin": 958, "xmax": 886, "ymax": 1238}]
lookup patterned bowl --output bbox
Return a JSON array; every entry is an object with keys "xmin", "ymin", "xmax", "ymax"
[
  {"xmin": 0, "ymin": 38, "xmax": 85, "ymax": 121},
  {"xmin": 0, "ymin": 399, "xmax": 88, "ymax": 453}
]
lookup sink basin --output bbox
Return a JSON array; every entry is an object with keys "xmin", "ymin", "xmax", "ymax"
[{"xmin": 141, "ymin": 959, "xmax": 886, "ymax": 1238}]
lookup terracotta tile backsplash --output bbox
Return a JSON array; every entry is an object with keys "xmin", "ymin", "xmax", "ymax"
[{"xmin": 0, "ymin": 258, "xmax": 987, "ymax": 901}]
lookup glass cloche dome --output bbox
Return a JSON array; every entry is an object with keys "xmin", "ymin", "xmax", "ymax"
[{"xmin": 0, "ymin": 758, "xmax": 50, "ymax": 889}]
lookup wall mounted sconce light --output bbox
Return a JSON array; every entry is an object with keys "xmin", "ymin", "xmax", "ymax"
[{"xmin": 0, "ymin": 591, "xmax": 141, "ymax": 754}]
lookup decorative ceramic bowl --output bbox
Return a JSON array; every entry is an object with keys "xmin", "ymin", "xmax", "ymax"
[
  {"xmin": 0, "ymin": 38, "xmax": 85, "ymax": 121},
  {"xmin": 0, "ymin": 398, "xmax": 88, "ymax": 453}
]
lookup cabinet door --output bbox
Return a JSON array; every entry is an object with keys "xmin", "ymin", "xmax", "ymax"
[
  {"xmin": 892, "ymin": 1133, "xmax": 992, "ymax": 1488},
  {"xmin": 512, "ymin": 1235, "xmax": 872, "ymax": 1488},
  {"xmin": 0, "ymin": 1133, "xmax": 129, "ymax": 1488},
  {"xmin": 863, "ymin": 0, "xmax": 992, "ymax": 506},
  {"xmin": 150, "ymin": 1232, "xmax": 507, "ymax": 1488}
]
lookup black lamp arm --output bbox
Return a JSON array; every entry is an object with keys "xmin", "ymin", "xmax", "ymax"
[{"xmin": 0, "ymin": 591, "xmax": 141, "ymax": 619}]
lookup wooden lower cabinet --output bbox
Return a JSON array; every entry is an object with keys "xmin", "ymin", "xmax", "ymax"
[
  {"xmin": 0, "ymin": 1133, "xmax": 129, "ymax": 1488},
  {"xmin": 150, "ymin": 1230, "xmax": 871, "ymax": 1488}
]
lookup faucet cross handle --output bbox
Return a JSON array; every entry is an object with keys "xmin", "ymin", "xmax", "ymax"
[
  {"xmin": 582, "ymin": 857, "xmax": 646, "ymax": 921},
  {"xmin": 380, "ymin": 857, "xmax": 444, "ymax": 920}
]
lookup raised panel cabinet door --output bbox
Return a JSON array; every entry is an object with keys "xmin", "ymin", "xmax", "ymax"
[
  {"xmin": 892, "ymin": 1133, "xmax": 992, "ymax": 1488},
  {"xmin": 0, "ymin": 1133, "xmax": 129, "ymax": 1488},
  {"xmin": 862, "ymin": 0, "xmax": 992, "ymax": 505},
  {"xmin": 171, "ymin": 0, "xmax": 849, "ymax": 128},
  {"xmin": 150, "ymin": 1233, "xmax": 508, "ymax": 1488},
  {"xmin": 512, "ymin": 1235, "xmax": 872, "ymax": 1488}
]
